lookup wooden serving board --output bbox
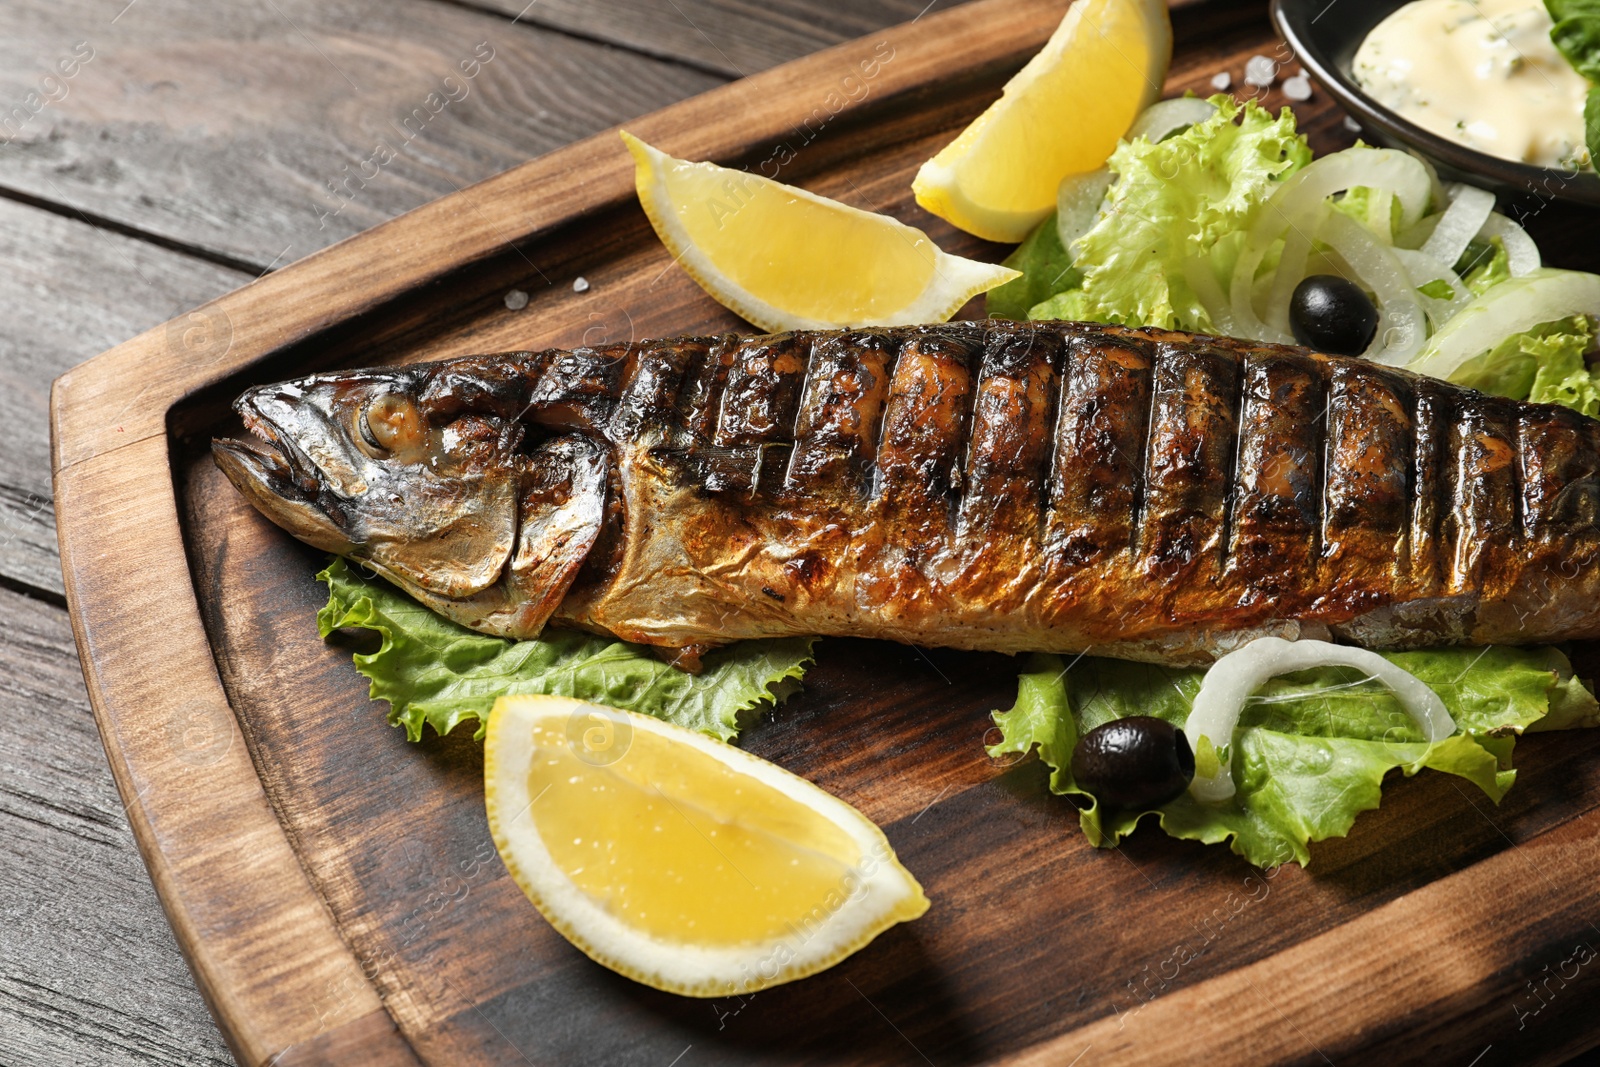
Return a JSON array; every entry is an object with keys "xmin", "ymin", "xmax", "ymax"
[{"xmin": 50, "ymin": 1, "xmax": 1600, "ymax": 1064}]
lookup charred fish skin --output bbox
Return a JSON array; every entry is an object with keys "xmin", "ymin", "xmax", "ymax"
[{"xmin": 213, "ymin": 321, "xmax": 1600, "ymax": 665}]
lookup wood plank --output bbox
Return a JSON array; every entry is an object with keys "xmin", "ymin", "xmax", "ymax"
[
  {"xmin": 0, "ymin": 0, "xmax": 722, "ymax": 271},
  {"xmin": 0, "ymin": 198, "xmax": 247, "ymax": 596},
  {"xmin": 50, "ymin": 0, "xmax": 1069, "ymax": 469},
  {"xmin": 48, "ymin": 0, "xmax": 1600, "ymax": 1062},
  {"xmin": 53, "ymin": 436, "xmax": 419, "ymax": 1067},
  {"xmin": 1009, "ymin": 812, "xmax": 1600, "ymax": 1067},
  {"xmin": 461, "ymin": 0, "xmax": 977, "ymax": 78},
  {"xmin": 0, "ymin": 583, "xmax": 232, "ymax": 1066}
]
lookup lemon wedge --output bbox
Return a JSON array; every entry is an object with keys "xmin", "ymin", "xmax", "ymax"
[
  {"xmin": 913, "ymin": 0, "xmax": 1172, "ymax": 242},
  {"xmin": 622, "ymin": 131, "xmax": 1017, "ymax": 332},
  {"xmin": 485, "ymin": 694, "xmax": 929, "ymax": 997}
]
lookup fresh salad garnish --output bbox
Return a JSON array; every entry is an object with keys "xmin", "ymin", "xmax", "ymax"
[
  {"xmin": 988, "ymin": 647, "xmax": 1598, "ymax": 867},
  {"xmin": 993, "ymin": 93, "xmax": 1600, "ymax": 419},
  {"xmin": 317, "ymin": 558, "xmax": 814, "ymax": 742}
]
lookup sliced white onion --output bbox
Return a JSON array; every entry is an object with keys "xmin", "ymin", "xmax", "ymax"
[
  {"xmin": 1391, "ymin": 247, "xmax": 1472, "ymax": 326},
  {"xmin": 1360, "ymin": 187, "xmax": 1397, "ymax": 244},
  {"xmin": 1057, "ymin": 167, "xmax": 1114, "ymax": 250},
  {"xmin": 1395, "ymin": 212, "xmax": 1441, "ymax": 251},
  {"xmin": 1263, "ymin": 206, "xmax": 1323, "ymax": 337},
  {"xmin": 1127, "ymin": 96, "xmax": 1219, "ymax": 144},
  {"xmin": 1478, "ymin": 212, "xmax": 1541, "ymax": 277},
  {"xmin": 1420, "ymin": 184, "xmax": 1495, "ymax": 269},
  {"xmin": 1408, "ymin": 267, "xmax": 1600, "ymax": 382},
  {"xmin": 1185, "ymin": 637, "xmax": 1456, "ymax": 804},
  {"xmin": 1414, "ymin": 150, "xmax": 1449, "ymax": 215},
  {"xmin": 1230, "ymin": 147, "xmax": 1433, "ymax": 344},
  {"xmin": 1183, "ymin": 255, "xmax": 1239, "ymax": 337},
  {"xmin": 1318, "ymin": 210, "xmax": 1428, "ymax": 364}
]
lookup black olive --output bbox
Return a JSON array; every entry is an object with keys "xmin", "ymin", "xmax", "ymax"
[
  {"xmin": 1070, "ymin": 716, "xmax": 1195, "ymax": 810},
  {"xmin": 1289, "ymin": 274, "xmax": 1379, "ymax": 356}
]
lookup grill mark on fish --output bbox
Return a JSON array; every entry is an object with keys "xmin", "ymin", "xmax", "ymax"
[
  {"xmin": 871, "ymin": 330, "xmax": 977, "ymax": 546},
  {"xmin": 957, "ymin": 325, "xmax": 1060, "ymax": 547},
  {"xmin": 1142, "ymin": 337, "xmax": 1240, "ymax": 586},
  {"xmin": 215, "ymin": 321, "xmax": 1600, "ymax": 665},
  {"xmin": 1046, "ymin": 331, "xmax": 1153, "ymax": 567},
  {"xmin": 703, "ymin": 333, "xmax": 806, "ymax": 496},
  {"xmin": 1217, "ymin": 341, "xmax": 1248, "ymax": 583},
  {"xmin": 1324, "ymin": 361, "xmax": 1413, "ymax": 592},
  {"xmin": 787, "ymin": 330, "xmax": 896, "ymax": 501},
  {"xmin": 1450, "ymin": 396, "xmax": 1521, "ymax": 587},
  {"xmin": 1409, "ymin": 377, "xmax": 1451, "ymax": 592}
]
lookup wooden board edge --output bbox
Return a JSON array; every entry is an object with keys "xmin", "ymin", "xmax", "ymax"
[
  {"xmin": 41, "ymin": 3, "xmax": 1066, "ymax": 1059},
  {"xmin": 48, "ymin": 423, "xmax": 419, "ymax": 1067},
  {"xmin": 1003, "ymin": 810, "xmax": 1600, "ymax": 1066}
]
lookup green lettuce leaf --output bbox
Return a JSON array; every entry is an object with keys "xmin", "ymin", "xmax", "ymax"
[
  {"xmin": 1330, "ymin": 185, "xmax": 1403, "ymax": 240},
  {"xmin": 1458, "ymin": 236, "xmax": 1512, "ymax": 297},
  {"xmin": 1548, "ymin": 0, "xmax": 1600, "ymax": 80},
  {"xmin": 986, "ymin": 209, "xmax": 1081, "ymax": 320},
  {"xmin": 1586, "ymin": 86, "xmax": 1600, "ymax": 171},
  {"xmin": 1027, "ymin": 95, "xmax": 1311, "ymax": 331},
  {"xmin": 987, "ymin": 647, "xmax": 1597, "ymax": 867},
  {"xmin": 1417, "ymin": 278, "xmax": 1455, "ymax": 301},
  {"xmin": 1453, "ymin": 314, "xmax": 1599, "ymax": 415},
  {"xmin": 317, "ymin": 558, "xmax": 815, "ymax": 742}
]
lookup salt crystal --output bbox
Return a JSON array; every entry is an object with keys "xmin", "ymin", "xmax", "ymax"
[
  {"xmin": 1210, "ymin": 71, "xmax": 1231, "ymax": 91},
  {"xmin": 1244, "ymin": 55, "xmax": 1277, "ymax": 88},
  {"xmin": 1282, "ymin": 73, "xmax": 1312, "ymax": 101},
  {"xmin": 573, "ymin": 276, "xmax": 591, "ymax": 293},
  {"xmin": 504, "ymin": 289, "xmax": 529, "ymax": 310}
]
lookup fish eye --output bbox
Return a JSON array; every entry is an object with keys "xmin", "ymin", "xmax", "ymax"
[{"xmin": 360, "ymin": 393, "xmax": 424, "ymax": 457}]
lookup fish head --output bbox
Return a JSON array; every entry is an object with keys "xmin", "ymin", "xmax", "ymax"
[{"xmin": 212, "ymin": 366, "xmax": 523, "ymax": 599}]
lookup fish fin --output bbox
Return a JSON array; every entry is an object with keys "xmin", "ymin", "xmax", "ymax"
[{"xmin": 504, "ymin": 436, "xmax": 611, "ymax": 633}]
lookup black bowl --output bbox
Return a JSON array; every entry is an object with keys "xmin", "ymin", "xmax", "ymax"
[{"xmin": 1271, "ymin": 0, "xmax": 1600, "ymax": 206}]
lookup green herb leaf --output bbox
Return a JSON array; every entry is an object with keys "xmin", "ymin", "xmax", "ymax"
[
  {"xmin": 986, "ymin": 210, "xmax": 1081, "ymax": 320},
  {"xmin": 1549, "ymin": 0, "xmax": 1600, "ymax": 80},
  {"xmin": 317, "ymin": 557, "xmax": 815, "ymax": 742},
  {"xmin": 1417, "ymin": 278, "xmax": 1455, "ymax": 300},
  {"xmin": 1457, "ymin": 237, "xmax": 1512, "ymax": 297},
  {"xmin": 987, "ymin": 647, "xmax": 1596, "ymax": 867}
]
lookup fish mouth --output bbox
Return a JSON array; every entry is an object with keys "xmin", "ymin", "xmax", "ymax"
[
  {"xmin": 214, "ymin": 402, "xmax": 321, "ymax": 499},
  {"xmin": 212, "ymin": 404, "xmax": 354, "ymax": 552}
]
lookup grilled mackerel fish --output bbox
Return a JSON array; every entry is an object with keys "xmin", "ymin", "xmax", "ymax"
[{"xmin": 213, "ymin": 321, "xmax": 1600, "ymax": 666}]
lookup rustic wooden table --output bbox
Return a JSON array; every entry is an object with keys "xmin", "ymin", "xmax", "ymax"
[
  {"xmin": 5, "ymin": 1, "xmax": 1599, "ymax": 1065},
  {"xmin": 0, "ymin": 2, "xmax": 975, "ymax": 1062}
]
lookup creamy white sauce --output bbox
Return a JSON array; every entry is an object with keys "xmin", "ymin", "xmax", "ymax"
[{"xmin": 1353, "ymin": 0, "xmax": 1590, "ymax": 168}]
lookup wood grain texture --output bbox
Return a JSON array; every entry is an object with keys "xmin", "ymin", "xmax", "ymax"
[
  {"xmin": 459, "ymin": 0, "xmax": 978, "ymax": 77},
  {"xmin": 0, "ymin": 0, "xmax": 721, "ymax": 270},
  {"xmin": 54, "ymin": 435, "xmax": 420, "ymax": 1067},
  {"xmin": 0, "ymin": 583, "xmax": 232, "ymax": 1066},
  {"xmin": 181, "ymin": 463, "xmax": 1600, "ymax": 1065},
  {"xmin": 44, "ymin": 0, "xmax": 1600, "ymax": 1063},
  {"xmin": 0, "ymin": 197, "xmax": 247, "ymax": 596}
]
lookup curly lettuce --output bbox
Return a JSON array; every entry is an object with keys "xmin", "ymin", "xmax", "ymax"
[
  {"xmin": 317, "ymin": 558, "xmax": 815, "ymax": 742},
  {"xmin": 1453, "ymin": 314, "xmax": 1600, "ymax": 416},
  {"xmin": 1021, "ymin": 95, "xmax": 1311, "ymax": 330},
  {"xmin": 988, "ymin": 648, "xmax": 1597, "ymax": 867}
]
